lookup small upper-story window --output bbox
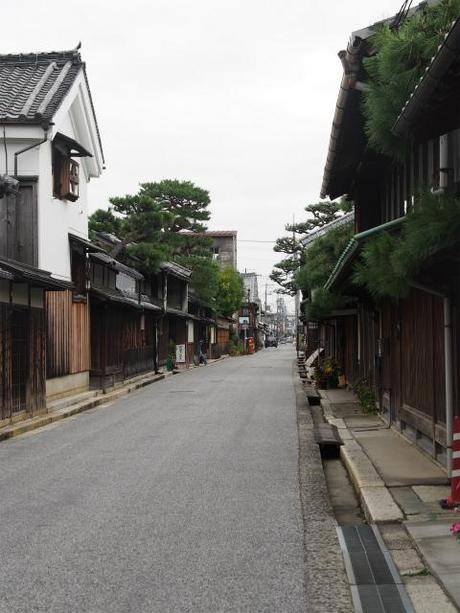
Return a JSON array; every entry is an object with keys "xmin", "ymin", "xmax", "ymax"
[
  {"xmin": 52, "ymin": 132, "xmax": 93, "ymax": 202},
  {"xmin": 53, "ymin": 152, "xmax": 80, "ymax": 201},
  {"xmin": 117, "ymin": 271, "xmax": 137, "ymax": 295}
]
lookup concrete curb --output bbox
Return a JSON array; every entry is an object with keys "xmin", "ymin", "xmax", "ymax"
[
  {"xmin": 0, "ymin": 356, "xmax": 229, "ymax": 443},
  {"xmin": 320, "ymin": 393, "xmax": 403, "ymax": 524}
]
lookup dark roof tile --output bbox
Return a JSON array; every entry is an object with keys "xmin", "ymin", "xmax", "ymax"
[
  {"xmin": 0, "ymin": 47, "xmax": 104, "ymax": 162},
  {"xmin": 0, "ymin": 49, "xmax": 81, "ymax": 124}
]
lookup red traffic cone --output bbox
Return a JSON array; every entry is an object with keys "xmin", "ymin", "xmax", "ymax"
[{"xmin": 441, "ymin": 416, "xmax": 460, "ymax": 509}]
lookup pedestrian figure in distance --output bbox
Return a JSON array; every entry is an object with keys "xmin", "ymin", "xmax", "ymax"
[{"xmin": 199, "ymin": 339, "xmax": 208, "ymax": 365}]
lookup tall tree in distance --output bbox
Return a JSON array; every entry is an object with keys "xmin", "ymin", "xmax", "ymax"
[
  {"xmin": 270, "ymin": 236, "xmax": 303, "ymax": 295},
  {"xmin": 215, "ymin": 268, "xmax": 244, "ymax": 317},
  {"xmin": 138, "ymin": 180, "xmax": 210, "ymax": 232},
  {"xmin": 88, "ymin": 179, "xmax": 220, "ymax": 304},
  {"xmin": 89, "ymin": 193, "xmax": 173, "ymax": 271},
  {"xmin": 270, "ymin": 198, "xmax": 352, "ymax": 294}
]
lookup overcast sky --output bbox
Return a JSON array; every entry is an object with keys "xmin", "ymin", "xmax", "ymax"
[{"xmin": 4, "ymin": 0, "xmax": 404, "ymax": 311}]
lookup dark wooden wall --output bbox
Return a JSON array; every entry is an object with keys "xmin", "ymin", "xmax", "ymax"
[
  {"xmin": 0, "ymin": 181, "xmax": 38, "ymax": 266},
  {"xmin": 90, "ymin": 302, "xmax": 154, "ymax": 384},
  {"xmin": 0, "ymin": 304, "xmax": 46, "ymax": 421},
  {"xmin": 336, "ymin": 315, "xmax": 358, "ymax": 385},
  {"xmin": 157, "ymin": 316, "xmax": 170, "ymax": 365}
]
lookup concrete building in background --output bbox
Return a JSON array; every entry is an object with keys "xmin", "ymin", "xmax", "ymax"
[
  {"xmin": 206, "ymin": 231, "xmax": 238, "ymax": 270},
  {"xmin": 181, "ymin": 230, "xmax": 237, "ymax": 270}
]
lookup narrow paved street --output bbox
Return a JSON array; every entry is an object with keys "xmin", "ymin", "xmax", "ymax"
[{"xmin": 0, "ymin": 347, "xmax": 349, "ymax": 613}]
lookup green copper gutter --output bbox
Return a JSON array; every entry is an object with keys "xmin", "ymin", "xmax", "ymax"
[{"xmin": 324, "ymin": 216, "xmax": 405, "ymax": 291}]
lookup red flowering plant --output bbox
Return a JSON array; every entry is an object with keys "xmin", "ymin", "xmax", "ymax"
[{"xmin": 450, "ymin": 521, "xmax": 460, "ymax": 540}]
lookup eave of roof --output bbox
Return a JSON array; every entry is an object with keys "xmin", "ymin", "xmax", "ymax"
[
  {"xmin": 166, "ymin": 307, "xmax": 195, "ymax": 320},
  {"xmin": 0, "ymin": 256, "xmax": 73, "ymax": 289},
  {"xmin": 180, "ymin": 230, "xmax": 237, "ymax": 237},
  {"xmin": 54, "ymin": 132, "xmax": 92, "ymax": 157},
  {"xmin": 89, "ymin": 252, "xmax": 144, "ymax": 280},
  {"xmin": 324, "ymin": 216, "xmax": 405, "ymax": 291},
  {"xmin": 69, "ymin": 233, "xmax": 105, "ymax": 253},
  {"xmin": 0, "ymin": 267, "xmax": 13, "ymax": 280},
  {"xmin": 90, "ymin": 286, "xmax": 141, "ymax": 309},
  {"xmin": 320, "ymin": 32, "xmax": 372, "ymax": 200},
  {"xmin": 320, "ymin": 2, "xmax": 436, "ymax": 200},
  {"xmin": 392, "ymin": 17, "xmax": 460, "ymax": 137},
  {"xmin": 301, "ymin": 212, "xmax": 354, "ymax": 247},
  {"xmin": 161, "ymin": 261, "xmax": 192, "ymax": 279},
  {"xmin": 141, "ymin": 300, "xmax": 163, "ymax": 313}
]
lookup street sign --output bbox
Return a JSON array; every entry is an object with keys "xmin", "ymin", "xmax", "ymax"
[
  {"xmin": 239, "ymin": 316, "xmax": 249, "ymax": 325},
  {"xmin": 176, "ymin": 344, "xmax": 186, "ymax": 363}
]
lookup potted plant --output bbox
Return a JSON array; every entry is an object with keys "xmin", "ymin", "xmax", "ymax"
[{"xmin": 166, "ymin": 341, "xmax": 176, "ymax": 371}]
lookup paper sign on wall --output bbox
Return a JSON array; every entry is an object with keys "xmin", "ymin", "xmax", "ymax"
[{"xmin": 176, "ymin": 344, "xmax": 186, "ymax": 363}]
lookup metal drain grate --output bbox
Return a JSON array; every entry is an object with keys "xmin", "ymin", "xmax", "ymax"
[{"xmin": 337, "ymin": 525, "xmax": 414, "ymax": 613}]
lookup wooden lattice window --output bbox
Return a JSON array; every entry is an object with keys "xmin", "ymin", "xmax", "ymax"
[{"xmin": 53, "ymin": 150, "xmax": 80, "ymax": 202}]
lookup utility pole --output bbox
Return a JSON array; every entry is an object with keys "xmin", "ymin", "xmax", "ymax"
[
  {"xmin": 244, "ymin": 287, "xmax": 250, "ymax": 350},
  {"xmin": 293, "ymin": 213, "xmax": 301, "ymax": 358}
]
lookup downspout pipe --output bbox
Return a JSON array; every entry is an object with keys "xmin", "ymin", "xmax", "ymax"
[
  {"xmin": 439, "ymin": 134, "xmax": 449, "ymax": 192},
  {"xmin": 410, "ymin": 281, "xmax": 454, "ymax": 475},
  {"xmin": 431, "ymin": 134, "xmax": 449, "ymax": 195},
  {"xmin": 444, "ymin": 295, "xmax": 454, "ymax": 478},
  {"xmin": 14, "ymin": 130, "xmax": 49, "ymax": 177}
]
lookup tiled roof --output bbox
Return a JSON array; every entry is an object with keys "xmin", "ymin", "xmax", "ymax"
[
  {"xmin": 160, "ymin": 261, "xmax": 192, "ymax": 279},
  {"xmin": 0, "ymin": 48, "xmax": 82, "ymax": 123},
  {"xmin": 203, "ymin": 231, "xmax": 237, "ymax": 237},
  {"xmin": 300, "ymin": 212, "xmax": 354, "ymax": 248},
  {"xmin": 89, "ymin": 252, "xmax": 144, "ymax": 280},
  {"xmin": 0, "ymin": 46, "xmax": 104, "ymax": 162},
  {"xmin": 0, "ymin": 256, "xmax": 73, "ymax": 289},
  {"xmin": 183, "ymin": 230, "xmax": 237, "ymax": 238}
]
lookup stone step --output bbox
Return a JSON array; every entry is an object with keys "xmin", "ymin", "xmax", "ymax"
[{"xmin": 47, "ymin": 390, "xmax": 101, "ymax": 412}]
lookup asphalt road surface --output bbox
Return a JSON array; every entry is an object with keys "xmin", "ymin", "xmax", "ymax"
[{"xmin": 0, "ymin": 346, "xmax": 351, "ymax": 613}]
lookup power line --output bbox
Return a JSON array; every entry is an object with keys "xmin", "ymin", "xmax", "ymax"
[{"xmin": 239, "ymin": 239, "xmax": 276, "ymax": 243}]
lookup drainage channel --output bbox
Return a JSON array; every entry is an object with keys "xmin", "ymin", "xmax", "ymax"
[
  {"xmin": 307, "ymin": 394, "xmax": 414, "ymax": 612},
  {"xmin": 298, "ymin": 357, "xmax": 414, "ymax": 612},
  {"xmin": 321, "ymin": 448, "xmax": 414, "ymax": 612},
  {"xmin": 337, "ymin": 524, "xmax": 414, "ymax": 613}
]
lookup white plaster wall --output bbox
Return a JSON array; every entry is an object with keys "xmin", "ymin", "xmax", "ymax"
[
  {"xmin": 0, "ymin": 71, "xmax": 103, "ymax": 281},
  {"xmin": 0, "ymin": 130, "xmax": 90, "ymax": 280},
  {"xmin": 0, "ymin": 131, "xmax": 42, "ymax": 177},
  {"xmin": 37, "ymin": 116, "xmax": 89, "ymax": 280}
]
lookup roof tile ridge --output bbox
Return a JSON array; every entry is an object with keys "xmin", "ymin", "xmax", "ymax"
[{"xmin": 0, "ymin": 49, "xmax": 82, "ymax": 65}]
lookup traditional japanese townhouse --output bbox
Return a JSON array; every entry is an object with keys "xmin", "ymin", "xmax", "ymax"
[
  {"xmin": 88, "ymin": 252, "xmax": 163, "ymax": 388},
  {"xmin": 319, "ymin": 12, "xmax": 460, "ymax": 467},
  {"xmin": 187, "ymin": 294, "xmax": 216, "ymax": 362},
  {"xmin": 0, "ymin": 47, "xmax": 105, "ymax": 401},
  {"xmin": 0, "ymin": 257, "xmax": 71, "ymax": 423},
  {"xmin": 239, "ymin": 272, "xmax": 262, "ymax": 350},
  {"xmin": 215, "ymin": 315, "xmax": 235, "ymax": 357},
  {"xmin": 158, "ymin": 262, "xmax": 193, "ymax": 368},
  {"xmin": 299, "ymin": 212, "xmax": 356, "ymax": 379}
]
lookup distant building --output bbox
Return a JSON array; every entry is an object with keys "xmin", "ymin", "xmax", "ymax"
[
  {"xmin": 206, "ymin": 231, "xmax": 238, "ymax": 270},
  {"xmin": 180, "ymin": 230, "xmax": 237, "ymax": 269},
  {"xmin": 241, "ymin": 272, "xmax": 260, "ymax": 305},
  {"xmin": 239, "ymin": 272, "xmax": 264, "ymax": 350}
]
